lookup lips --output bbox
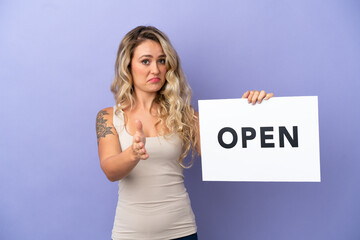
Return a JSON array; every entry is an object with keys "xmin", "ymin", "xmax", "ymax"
[{"xmin": 148, "ymin": 77, "xmax": 161, "ymax": 83}]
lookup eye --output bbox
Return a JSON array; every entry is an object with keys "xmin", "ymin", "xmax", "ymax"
[
  {"xmin": 158, "ymin": 59, "xmax": 166, "ymax": 64},
  {"xmin": 141, "ymin": 59, "xmax": 150, "ymax": 65}
]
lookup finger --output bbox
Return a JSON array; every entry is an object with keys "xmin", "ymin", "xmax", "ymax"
[
  {"xmin": 132, "ymin": 142, "xmax": 140, "ymax": 151},
  {"xmin": 251, "ymin": 91, "xmax": 260, "ymax": 105},
  {"xmin": 257, "ymin": 90, "xmax": 266, "ymax": 103},
  {"xmin": 264, "ymin": 93, "xmax": 274, "ymax": 100},
  {"xmin": 133, "ymin": 146, "xmax": 143, "ymax": 157},
  {"xmin": 139, "ymin": 153, "xmax": 149, "ymax": 160},
  {"xmin": 134, "ymin": 139, "xmax": 145, "ymax": 149},
  {"xmin": 248, "ymin": 91, "xmax": 254, "ymax": 103},
  {"xmin": 137, "ymin": 142, "xmax": 144, "ymax": 149},
  {"xmin": 138, "ymin": 147, "xmax": 148, "ymax": 159},
  {"xmin": 242, "ymin": 90, "xmax": 250, "ymax": 99},
  {"xmin": 136, "ymin": 147, "xmax": 144, "ymax": 155}
]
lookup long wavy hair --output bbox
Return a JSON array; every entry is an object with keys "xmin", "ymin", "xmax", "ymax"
[{"xmin": 111, "ymin": 26, "xmax": 198, "ymax": 167}]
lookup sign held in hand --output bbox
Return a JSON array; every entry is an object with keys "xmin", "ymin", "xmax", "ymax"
[{"xmin": 198, "ymin": 96, "xmax": 320, "ymax": 182}]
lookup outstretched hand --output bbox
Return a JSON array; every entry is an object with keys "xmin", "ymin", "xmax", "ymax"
[
  {"xmin": 242, "ymin": 90, "xmax": 274, "ymax": 105},
  {"xmin": 131, "ymin": 120, "xmax": 149, "ymax": 161}
]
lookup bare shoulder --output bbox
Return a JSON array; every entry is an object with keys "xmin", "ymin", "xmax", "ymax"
[
  {"xmin": 96, "ymin": 107, "xmax": 114, "ymax": 126},
  {"xmin": 96, "ymin": 107, "xmax": 117, "ymax": 145},
  {"xmin": 97, "ymin": 107, "xmax": 113, "ymax": 117}
]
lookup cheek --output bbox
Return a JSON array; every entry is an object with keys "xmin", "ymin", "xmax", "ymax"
[
  {"xmin": 160, "ymin": 66, "xmax": 167, "ymax": 75},
  {"xmin": 131, "ymin": 63, "xmax": 147, "ymax": 78}
]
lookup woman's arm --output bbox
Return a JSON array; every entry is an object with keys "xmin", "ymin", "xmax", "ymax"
[{"xmin": 96, "ymin": 107, "xmax": 148, "ymax": 182}]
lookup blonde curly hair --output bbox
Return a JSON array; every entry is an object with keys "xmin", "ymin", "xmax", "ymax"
[{"xmin": 110, "ymin": 26, "xmax": 198, "ymax": 167}]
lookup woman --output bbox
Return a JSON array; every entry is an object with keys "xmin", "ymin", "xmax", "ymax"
[{"xmin": 96, "ymin": 26, "xmax": 273, "ymax": 240}]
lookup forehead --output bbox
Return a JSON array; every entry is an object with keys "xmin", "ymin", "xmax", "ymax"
[{"xmin": 133, "ymin": 40, "xmax": 164, "ymax": 57}]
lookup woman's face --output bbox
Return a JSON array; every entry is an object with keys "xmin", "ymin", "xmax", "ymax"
[{"xmin": 130, "ymin": 40, "xmax": 167, "ymax": 96}]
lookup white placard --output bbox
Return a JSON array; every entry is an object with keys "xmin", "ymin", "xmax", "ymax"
[{"xmin": 198, "ymin": 96, "xmax": 320, "ymax": 182}]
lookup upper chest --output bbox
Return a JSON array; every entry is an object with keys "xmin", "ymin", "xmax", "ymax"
[{"xmin": 123, "ymin": 109, "xmax": 168, "ymax": 137}]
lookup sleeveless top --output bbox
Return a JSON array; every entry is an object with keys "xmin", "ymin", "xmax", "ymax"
[{"xmin": 111, "ymin": 106, "xmax": 197, "ymax": 240}]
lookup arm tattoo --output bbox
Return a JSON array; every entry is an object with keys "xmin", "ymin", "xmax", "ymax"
[{"xmin": 96, "ymin": 110, "xmax": 115, "ymax": 145}]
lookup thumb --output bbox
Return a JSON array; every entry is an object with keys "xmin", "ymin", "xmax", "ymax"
[
  {"xmin": 134, "ymin": 120, "xmax": 146, "ymax": 144},
  {"xmin": 135, "ymin": 120, "xmax": 143, "ymax": 133}
]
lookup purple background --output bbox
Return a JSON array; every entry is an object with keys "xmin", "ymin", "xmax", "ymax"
[{"xmin": 1, "ymin": 0, "xmax": 359, "ymax": 239}]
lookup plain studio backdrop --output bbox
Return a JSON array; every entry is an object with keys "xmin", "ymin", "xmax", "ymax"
[{"xmin": 0, "ymin": 0, "xmax": 359, "ymax": 239}]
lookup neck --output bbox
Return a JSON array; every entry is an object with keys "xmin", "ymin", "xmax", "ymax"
[{"xmin": 133, "ymin": 90, "xmax": 157, "ymax": 112}]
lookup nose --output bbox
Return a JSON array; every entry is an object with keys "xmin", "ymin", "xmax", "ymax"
[{"xmin": 151, "ymin": 62, "xmax": 160, "ymax": 75}]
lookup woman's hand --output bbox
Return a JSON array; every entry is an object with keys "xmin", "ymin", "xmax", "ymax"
[
  {"xmin": 242, "ymin": 90, "xmax": 274, "ymax": 105},
  {"xmin": 131, "ymin": 120, "xmax": 149, "ymax": 161}
]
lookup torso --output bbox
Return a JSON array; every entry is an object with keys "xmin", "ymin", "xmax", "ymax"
[
  {"xmin": 122, "ymin": 104, "xmax": 170, "ymax": 137},
  {"xmin": 111, "ymin": 105, "xmax": 197, "ymax": 240}
]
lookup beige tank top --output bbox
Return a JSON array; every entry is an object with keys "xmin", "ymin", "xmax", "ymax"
[{"xmin": 111, "ymin": 106, "xmax": 197, "ymax": 240}]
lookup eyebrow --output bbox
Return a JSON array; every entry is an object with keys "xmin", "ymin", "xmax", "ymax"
[{"xmin": 138, "ymin": 54, "xmax": 166, "ymax": 60}]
